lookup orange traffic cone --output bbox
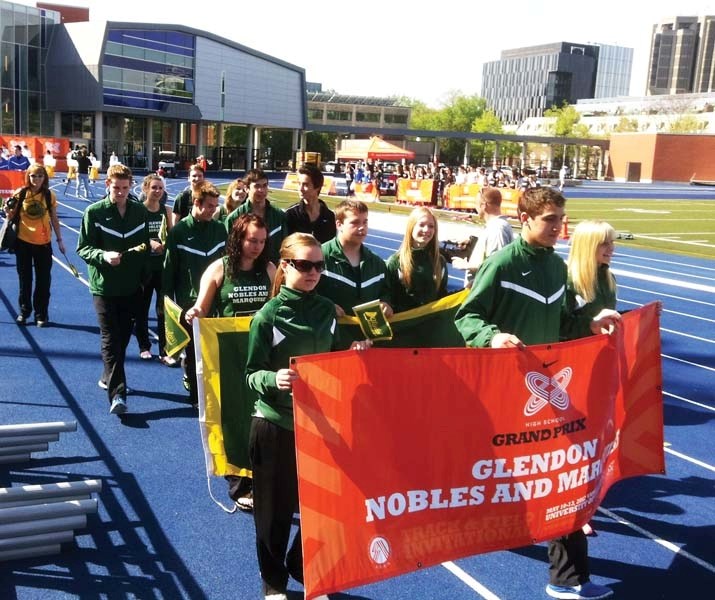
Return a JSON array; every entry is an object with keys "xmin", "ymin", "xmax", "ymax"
[{"xmin": 559, "ymin": 215, "xmax": 570, "ymax": 240}]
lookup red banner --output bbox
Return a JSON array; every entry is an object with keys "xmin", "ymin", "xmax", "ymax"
[{"xmin": 293, "ymin": 303, "xmax": 663, "ymax": 599}]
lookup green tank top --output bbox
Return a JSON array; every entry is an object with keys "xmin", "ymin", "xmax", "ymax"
[
  {"xmin": 145, "ymin": 202, "xmax": 166, "ymax": 272},
  {"xmin": 217, "ymin": 256, "xmax": 271, "ymax": 316}
]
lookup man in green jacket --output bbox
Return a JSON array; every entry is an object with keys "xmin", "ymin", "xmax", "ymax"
[
  {"xmin": 455, "ymin": 187, "xmax": 620, "ymax": 600},
  {"xmin": 77, "ymin": 164, "xmax": 149, "ymax": 416},
  {"xmin": 225, "ymin": 169, "xmax": 285, "ymax": 264},
  {"xmin": 317, "ymin": 199, "xmax": 392, "ymax": 347},
  {"xmin": 164, "ymin": 181, "xmax": 227, "ymax": 405}
]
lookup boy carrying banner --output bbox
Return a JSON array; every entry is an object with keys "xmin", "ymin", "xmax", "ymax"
[
  {"xmin": 455, "ymin": 187, "xmax": 620, "ymax": 600},
  {"xmin": 316, "ymin": 199, "xmax": 393, "ymax": 347}
]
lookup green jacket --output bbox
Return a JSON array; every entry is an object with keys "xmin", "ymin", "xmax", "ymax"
[
  {"xmin": 225, "ymin": 200, "xmax": 286, "ymax": 263},
  {"xmin": 172, "ymin": 187, "xmax": 192, "ymax": 221},
  {"xmin": 245, "ymin": 286, "xmax": 338, "ymax": 430},
  {"xmin": 163, "ymin": 214, "xmax": 227, "ymax": 309},
  {"xmin": 385, "ymin": 247, "xmax": 448, "ymax": 312},
  {"xmin": 565, "ymin": 264, "xmax": 617, "ymax": 319},
  {"xmin": 562, "ymin": 265, "xmax": 617, "ymax": 339},
  {"xmin": 317, "ymin": 237, "xmax": 392, "ymax": 315},
  {"xmin": 455, "ymin": 236, "xmax": 592, "ymax": 347},
  {"xmin": 77, "ymin": 197, "xmax": 149, "ymax": 296}
]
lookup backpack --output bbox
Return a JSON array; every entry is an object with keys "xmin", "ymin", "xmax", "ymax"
[{"xmin": 0, "ymin": 188, "xmax": 53, "ymax": 252}]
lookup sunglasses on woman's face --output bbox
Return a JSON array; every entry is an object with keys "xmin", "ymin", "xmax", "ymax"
[{"xmin": 286, "ymin": 259, "xmax": 325, "ymax": 273}]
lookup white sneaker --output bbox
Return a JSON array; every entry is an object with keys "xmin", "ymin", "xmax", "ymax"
[{"xmin": 109, "ymin": 396, "xmax": 127, "ymax": 415}]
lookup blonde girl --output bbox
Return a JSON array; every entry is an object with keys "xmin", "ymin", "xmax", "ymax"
[{"xmin": 385, "ymin": 206, "xmax": 448, "ymax": 312}]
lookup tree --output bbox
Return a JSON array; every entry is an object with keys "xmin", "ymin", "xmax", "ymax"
[
  {"xmin": 409, "ymin": 93, "xmax": 493, "ymax": 165},
  {"xmin": 668, "ymin": 115, "xmax": 706, "ymax": 133},
  {"xmin": 471, "ymin": 110, "xmax": 504, "ymax": 166},
  {"xmin": 543, "ymin": 103, "xmax": 583, "ymax": 137},
  {"xmin": 613, "ymin": 117, "xmax": 639, "ymax": 133}
]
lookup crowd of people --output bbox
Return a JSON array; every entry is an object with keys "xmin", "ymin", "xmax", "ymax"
[{"xmin": 4, "ymin": 158, "xmax": 640, "ymax": 600}]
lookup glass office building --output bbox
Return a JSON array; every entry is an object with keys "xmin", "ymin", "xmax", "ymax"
[
  {"xmin": 0, "ymin": 0, "xmax": 306, "ymax": 170},
  {"xmin": 0, "ymin": 1, "xmax": 59, "ymax": 136},
  {"xmin": 482, "ymin": 41, "xmax": 632, "ymax": 126}
]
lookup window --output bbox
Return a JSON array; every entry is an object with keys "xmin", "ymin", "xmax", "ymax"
[{"xmin": 356, "ymin": 111, "xmax": 380, "ymax": 123}]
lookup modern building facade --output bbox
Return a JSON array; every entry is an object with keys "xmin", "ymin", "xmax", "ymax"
[
  {"xmin": 0, "ymin": 0, "xmax": 307, "ymax": 171},
  {"xmin": 647, "ymin": 16, "xmax": 715, "ymax": 95},
  {"xmin": 306, "ymin": 89, "xmax": 410, "ymax": 131},
  {"xmin": 0, "ymin": 1, "xmax": 60, "ymax": 137},
  {"xmin": 482, "ymin": 41, "xmax": 632, "ymax": 126}
]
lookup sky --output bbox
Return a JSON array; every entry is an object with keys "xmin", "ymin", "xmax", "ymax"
[{"xmin": 20, "ymin": 0, "xmax": 715, "ymax": 107}]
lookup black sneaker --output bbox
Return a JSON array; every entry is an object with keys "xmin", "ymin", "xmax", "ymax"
[
  {"xmin": 36, "ymin": 319, "xmax": 48, "ymax": 328},
  {"xmin": 16, "ymin": 315, "xmax": 28, "ymax": 325}
]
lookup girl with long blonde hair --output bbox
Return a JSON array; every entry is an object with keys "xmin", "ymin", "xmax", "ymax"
[
  {"xmin": 566, "ymin": 220, "xmax": 617, "ymax": 318},
  {"xmin": 385, "ymin": 206, "xmax": 448, "ymax": 312}
]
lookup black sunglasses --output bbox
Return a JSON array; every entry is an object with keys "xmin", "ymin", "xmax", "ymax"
[{"xmin": 286, "ymin": 259, "xmax": 325, "ymax": 273}]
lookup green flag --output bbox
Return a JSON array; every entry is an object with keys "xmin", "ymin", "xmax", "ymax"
[
  {"xmin": 352, "ymin": 299, "xmax": 393, "ymax": 341},
  {"xmin": 339, "ymin": 289, "xmax": 469, "ymax": 349},
  {"xmin": 164, "ymin": 296, "xmax": 191, "ymax": 357}
]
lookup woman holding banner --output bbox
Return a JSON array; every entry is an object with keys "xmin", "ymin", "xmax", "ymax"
[
  {"xmin": 185, "ymin": 213, "xmax": 276, "ymax": 512},
  {"xmin": 244, "ymin": 232, "xmax": 366, "ymax": 600},
  {"xmin": 385, "ymin": 206, "xmax": 448, "ymax": 312}
]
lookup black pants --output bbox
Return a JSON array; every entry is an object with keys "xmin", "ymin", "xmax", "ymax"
[
  {"xmin": 93, "ymin": 291, "xmax": 141, "ymax": 403},
  {"xmin": 548, "ymin": 530, "xmax": 589, "ymax": 586},
  {"xmin": 249, "ymin": 417, "xmax": 302, "ymax": 594},
  {"xmin": 135, "ymin": 269, "xmax": 165, "ymax": 354},
  {"xmin": 15, "ymin": 239, "xmax": 52, "ymax": 320}
]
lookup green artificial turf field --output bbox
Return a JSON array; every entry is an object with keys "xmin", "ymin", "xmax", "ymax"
[{"xmin": 240, "ymin": 186, "xmax": 715, "ymax": 260}]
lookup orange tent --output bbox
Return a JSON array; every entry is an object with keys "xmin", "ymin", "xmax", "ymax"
[{"xmin": 336, "ymin": 137, "xmax": 415, "ymax": 161}]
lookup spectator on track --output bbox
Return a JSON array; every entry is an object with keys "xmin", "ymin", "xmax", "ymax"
[{"xmin": 6, "ymin": 165, "xmax": 65, "ymax": 327}]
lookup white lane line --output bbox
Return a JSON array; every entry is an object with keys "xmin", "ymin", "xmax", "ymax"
[
  {"xmin": 612, "ymin": 264, "xmax": 715, "ymax": 285},
  {"xmin": 52, "ymin": 256, "xmax": 89, "ymax": 286},
  {"xmin": 662, "ymin": 354, "xmax": 715, "ymax": 372},
  {"xmin": 619, "ymin": 285, "xmax": 715, "ymax": 307},
  {"xmin": 612, "ymin": 269, "xmax": 715, "ymax": 293},
  {"xmin": 597, "ymin": 507, "xmax": 715, "ymax": 575},
  {"xmin": 663, "ymin": 391, "xmax": 715, "ymax": 412},
  {"xmin": 660, "ymin": 327, "xmax": 715, "ymax": 344},
  {"xmin": 618, "ymin": 299, "xmax": 715, "ymax": 323},
  {"xmin": 441, "ymin": 561, "xmax": 501, "ymax": 600},
  {"xmin": 636, "ymin": 234, "xmax": 715, "ymax": 249},
  {"xmin": 665, "ymin": 447, "xmax": 715, "ymax": 473}
]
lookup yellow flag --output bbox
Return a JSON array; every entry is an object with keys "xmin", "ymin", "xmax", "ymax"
[{"xmin": 164, "ymin": 296, "xmax": 190, "ymax": 356}]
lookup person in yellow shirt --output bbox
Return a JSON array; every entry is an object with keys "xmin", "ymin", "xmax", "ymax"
[{"xmin": 5, "ymin": 164, "xmax": 65, "ymax": 326}]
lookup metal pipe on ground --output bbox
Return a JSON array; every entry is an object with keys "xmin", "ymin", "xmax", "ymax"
[
  {"xmin": 0, "ymin": 479, "xmax": 102, "ymax": 508},
  {"xmin": 0, "ymin": 433, "xmax": 60, "ymax": 447},
  {"xmin": 0, "ymin": 499, "xmax": 97, "ymax": 525},
  {"xmin": 0, "ymin": 529, "xmax": 75, "ymax": 552},
  {"xmin": 0, "ymin": 421, "xmax": 77, "ymax": 438},
  {"xmin": 0, "ymin": 514, "xmax": 88, "ymax": 539},
  {"xmin": 0, "ymin": 443, "xmax": 49, "ymax": 457},
  {"xmin": 0, "ymin": 544, "xmax": 62, "ymax": 561}
]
